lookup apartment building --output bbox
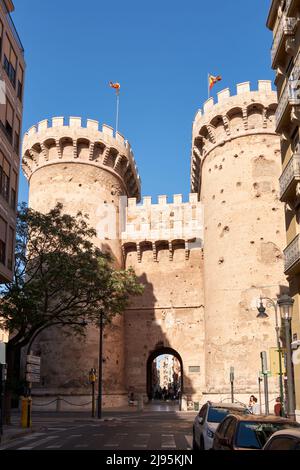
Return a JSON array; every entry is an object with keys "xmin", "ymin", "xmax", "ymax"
[
  {"xmin": 267, "ymin": 0, "xmax": 300, "ymax": 421},
  {"xmin": 0, "ymin": 0, "xmax": 24, "ymax": 284}
]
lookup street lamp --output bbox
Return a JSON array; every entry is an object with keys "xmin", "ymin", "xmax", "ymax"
[
  {"xmin": 277, "ymin": 294, "xmax": 296, "ymax": 420},
  {"xmin": 257, "ymin": 297, "xmax": 285, "ymax": 416}
]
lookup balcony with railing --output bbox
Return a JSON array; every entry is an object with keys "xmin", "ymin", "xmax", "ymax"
[
  {"xmin": 279, "ymin": 153, "xmax": 300, "ymax": 201},
  {"xmin": 284, "ymin": 234, "xmax": 300, "ymax": 274},
  {"xmin": 271, "ymin": 16, "xmax": 297, "ymax": 68},
  {"xmin": 275, "ymin": 67, "xmax": 300, "ymax": 132}
]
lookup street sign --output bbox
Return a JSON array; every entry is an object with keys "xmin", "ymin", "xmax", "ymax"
[
  {"xmin": 26, "ymin": 355, "xmax": 41, "ymax": 365},
  {"xmin": 26, "ymin": 372, "xmax": 40, "ymax": 383},
  {"xmin": 26, "ymin": 364, "xmax": 41, "ymax": 374},
  {"xmin": 0, "ymin": 342, "xmax": 5, "ymax": 365}
]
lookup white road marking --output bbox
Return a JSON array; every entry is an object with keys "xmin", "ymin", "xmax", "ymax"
[
  {"xmin": 47, "ymin": 428, "xmax": 68, "ymax": 431},
  {"xmin": 161, "ymin": 434, "xmax": 176, "ymax": 449},
  {"xmin": 17, "ymin": 435, "xmax": 59, "ymax": 450},
  {"xmin": 104, "ymin": 443, "xmax": 119, "ymax": 447},
  {"xmin": 45, "ymin": 445, "xmax": 63, "ymax": 449},
  {"xmin": 133, "ymin": 433, "xmax": 150, "ymax": 449}
]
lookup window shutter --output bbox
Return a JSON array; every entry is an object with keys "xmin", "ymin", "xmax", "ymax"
[{"xmin": 0, "ymin": 217, "xmax": 7, "ymax": 242}]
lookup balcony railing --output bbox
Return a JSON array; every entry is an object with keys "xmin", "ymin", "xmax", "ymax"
[
  {"xmin": 279, "ymin": 153, "xmax": 300, "ymax": 200},
  {"xmin": 0, "ymin": 0, "xmax": 24, "ymax": 55},
  {"xmin": 275, "ymin": 69, "xmax": 300, "ymax": 130},
  {"xmin": 271, "ymin": 16, "xmax": 297, "ymax": 66},
  {"xmin": 284, "ymin": 234, "xmax": 300, "ymax": 273}
]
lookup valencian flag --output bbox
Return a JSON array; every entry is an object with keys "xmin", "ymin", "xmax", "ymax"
[
  {"xmin": 109, "ymin": 81, "xmax": 120, "ymax": 94},
  {"xmin": 209, "ymin": 74, "xmax": 222, "ymax": 90}
]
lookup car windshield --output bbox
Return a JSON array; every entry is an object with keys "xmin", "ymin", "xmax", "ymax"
[
  {"xmin": 236, "ymin": 421, "xmax": 300, "ymax": 449},
  {"xmin": 207, "ymin": 407, "xmax": 230, "ymax": 423}
]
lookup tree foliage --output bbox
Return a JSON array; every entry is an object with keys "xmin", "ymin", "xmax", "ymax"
[{"xmin": 0, "ymin": 203, "xmax": 144, "ymax": 350}]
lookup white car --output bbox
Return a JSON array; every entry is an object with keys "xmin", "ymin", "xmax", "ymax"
[
  {"xmin": 192, "ymin": 401, "xmax": 247, "ymax": 450},
  {"xmin": 263, "ymin": 428, "xmax": 300, "ymax": 450}
]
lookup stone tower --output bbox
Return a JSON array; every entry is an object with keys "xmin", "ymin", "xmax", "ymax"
[
  {"xmin": 22, "ymin": 117, "xmax": 140, "ymax": 406},
  {"xmin": 191, "ymin": 81, "xmax": 288, "ymax": 399}
]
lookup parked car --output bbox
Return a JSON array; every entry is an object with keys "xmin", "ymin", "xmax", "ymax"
[
  {"xmin": 212, "ymin": 414, "xmax": 300, "ymax": 450},
  {"xmin": 193, "ymin": 401, "xmax": 247, "ymax": 450},
  {"xmin": 263, "ymin": 428, "xmax": 300, "ymax": 450}
]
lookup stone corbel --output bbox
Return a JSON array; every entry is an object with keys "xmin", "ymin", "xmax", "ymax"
[
  {"xmin": 40, "ymin": 142, "xmax": 49, "ymax": 161},
  {"xmin": 56, "ymin": 139, "xmax": 62, "ymax": 159},
  {"xmin": 137, "ymin": 243, "xmax": 141, "ymax": 263},
  {"xmin": 169, "ymin": 241, "xmax": 173, "ymax": 261},
  {"xmin": 262, "ymin": 108, "xmax": 268, "ymax": 129},
  {"xmin": 73, "ymin": 139, "xmax": 78, "ymax": 159},
  {"xmin": 242, "ymin": 108, "xmax": 248, "ymax": 131},
  {"xmin": 185, "ymin": 241, "xmax": 190, "ymax": 260},
  {"xmin": 89, "ymin": 142, "xmax": 95, "ymax": 161},
  {"xmin": 222, "ymin": 115, "xmax": 231, "ymax": 136},
  {"xmin": 152, "ymin": 242, "xmax": 157, "ymax": 262}
]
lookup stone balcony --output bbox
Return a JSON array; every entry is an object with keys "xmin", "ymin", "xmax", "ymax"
[
  {"xmin": 275, "ymin": 67, "xmax": 300, "ymax": 133},
  {"xmin": 271, "ymin": 16, "xmax": 297, "ymax": 69},
  {"xmin": 279, "ymin": 153, "xmax": 300, "ymax": 203},
  {"xmin": 284, "ymin": 233, "xmax": 300, "ymax": 274}
]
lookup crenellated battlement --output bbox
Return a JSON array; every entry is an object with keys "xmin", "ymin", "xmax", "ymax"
[
  {"xmin": 121, "ymin": 193, "xmax": 203, "ymax": 262},
  {"xmin": 22, "ymin": 117, "xmax": 141, "ymax": 199},
  {"xmin": 191, "ymin": 81, "xmax": 278, "ymax": 193}
]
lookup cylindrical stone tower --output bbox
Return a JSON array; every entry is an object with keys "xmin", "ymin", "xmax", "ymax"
[
  {"xmin": 22, "ymin": 117, "xmax": 140, "ymax": 408},
  {"xmin": 191, "ymin": 81, "xmax": 288, "ymax": 401}
]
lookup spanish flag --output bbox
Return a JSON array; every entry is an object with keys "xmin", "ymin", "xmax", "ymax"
[
  {"xmin": 109, "ymin": 81, "xmax": 120, "ymax": 92},
  {"xmin": 209, "ymin": 74, "xmax": 222, "ymax": 90}
]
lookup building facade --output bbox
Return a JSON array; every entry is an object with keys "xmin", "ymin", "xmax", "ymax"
[
  {"xmin": 0, "ymin": 1, "xmax": 25, "ymax": 348},
  {"xmin": 21, "ymin": 81, "xmax": 288, "ymax": 411},
  {"xmin": 267, "ymin": 0, "xmax": 300, "ymax": 422}
]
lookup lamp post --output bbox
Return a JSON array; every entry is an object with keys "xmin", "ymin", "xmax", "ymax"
[
  {"xmin": 97, "ymin": 311, "xmax": 104, "ymax": 419},
  {"xmin": 278, "ymin": 294, "xmax": 296, "ymax": 420},
  {"xmin": 257, "ymin": 297, "xmax": 285, "ymax": 416}
]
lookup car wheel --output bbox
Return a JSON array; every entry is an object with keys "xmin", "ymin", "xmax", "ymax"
[{"xmin": 192, "ymin": 430, "xmax": 199, "ymax": 450}]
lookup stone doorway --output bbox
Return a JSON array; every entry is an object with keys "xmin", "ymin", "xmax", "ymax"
[{"xmin": 146, "ymin": 347, "xmax": 183, "ymax": 410}]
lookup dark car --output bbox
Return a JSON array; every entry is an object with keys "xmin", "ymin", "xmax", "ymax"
[
  {"xmin": 193, "ymin": 401, "xmax": 248, "ymax": 450},
  {"xmin": 263, "ymin": 428, "xmax": 300, "ymax": 450},
  {"xmin": 212, "ymin": 414, "xmax": 300, "ymax": 450}
]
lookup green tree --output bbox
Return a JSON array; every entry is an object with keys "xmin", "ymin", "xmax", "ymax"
[{"xmin": 0, "ymin": 203, "xmax": 143, "ymax": 422}]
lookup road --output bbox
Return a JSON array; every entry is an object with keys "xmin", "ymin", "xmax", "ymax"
[{"xmin": 0, "ymin": 407, "xmax": 196, "ymax": 450}]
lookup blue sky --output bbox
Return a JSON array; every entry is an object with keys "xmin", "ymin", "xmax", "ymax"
[{"xmin": 13, "ymin": 0, "xmax": 274, "ymax": 204}]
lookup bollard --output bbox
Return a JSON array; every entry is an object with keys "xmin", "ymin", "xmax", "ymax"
[
  {"xmin": 21, "ymin": 396, "xmax": 32, "ymax": 428},
  {"xmin": 56, "ymin": 396, "xmax": 62, "ymax": 412}
]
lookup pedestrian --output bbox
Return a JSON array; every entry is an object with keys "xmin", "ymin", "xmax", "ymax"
[
  {"xmin": 274, "ymin": 397, "xmax": 282, "ymax": 416},
  {"xmin": 251, "ymin": 396, "xmax": 260, "ymax": 414},
  {"xmin": 247, "ymin": 395, "xmax": 255, "ymax": 413}
]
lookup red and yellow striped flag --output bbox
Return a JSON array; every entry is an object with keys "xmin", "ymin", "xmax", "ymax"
[
  {"xmin": 209, "ymin": 74, "xmax": 222, "ymax": 90},
  {"xmin": 109, "ymin": 81, "xmax": 120, "ymax": 92}
]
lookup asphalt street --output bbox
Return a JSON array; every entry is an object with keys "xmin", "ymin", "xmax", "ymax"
[{"xmin": 0, "ymin": 409, "xmax": 196, "ymax": 450}]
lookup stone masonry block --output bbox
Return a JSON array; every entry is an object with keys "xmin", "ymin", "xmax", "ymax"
[
  {"xmin": 52, "ymin": 117, "xmax": 64, "ymax": 127},
  {"xmin": 237, "ymin": 82, "xmax": 250, "ymax": 94},
  {"xmin": 258, "ymin": 80, "xmax": 272, "ymax": 92},
  {"xmin": 38, "ymin": 119, "xmax": 48, "ymax": 132},
  {"xmin": 217, "ymin": 88, "xmax": 230, "ymax": 103},
  {"xmin": 87, "ymin": 119, "xmax": 99, "ymax": 131},
  {"xmin": 69, "ymin": 117, "xmax": 82, "ymax": 127}
]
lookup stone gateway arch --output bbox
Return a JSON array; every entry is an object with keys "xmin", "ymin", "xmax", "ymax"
[{"xmin": 22, "ymin": 81, "xmax": 287, "ymax": 409}]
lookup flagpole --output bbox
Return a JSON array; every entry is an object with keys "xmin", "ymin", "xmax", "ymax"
[
  {"xmin": 208, "ymin": 73, "xmax": 210, "ymax": 99},
  {"xmin": 116, "ymin": 91, "xmax": 120, "ymax": 134}
]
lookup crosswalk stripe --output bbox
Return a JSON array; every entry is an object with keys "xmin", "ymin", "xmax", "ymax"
[
  {"xmin": 17, "ymin": 435, "xmax": 59, "ymax": 450},
  {"xmin": 161, "ymin": 434, "xmax": 176, "ymax": 449}
]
